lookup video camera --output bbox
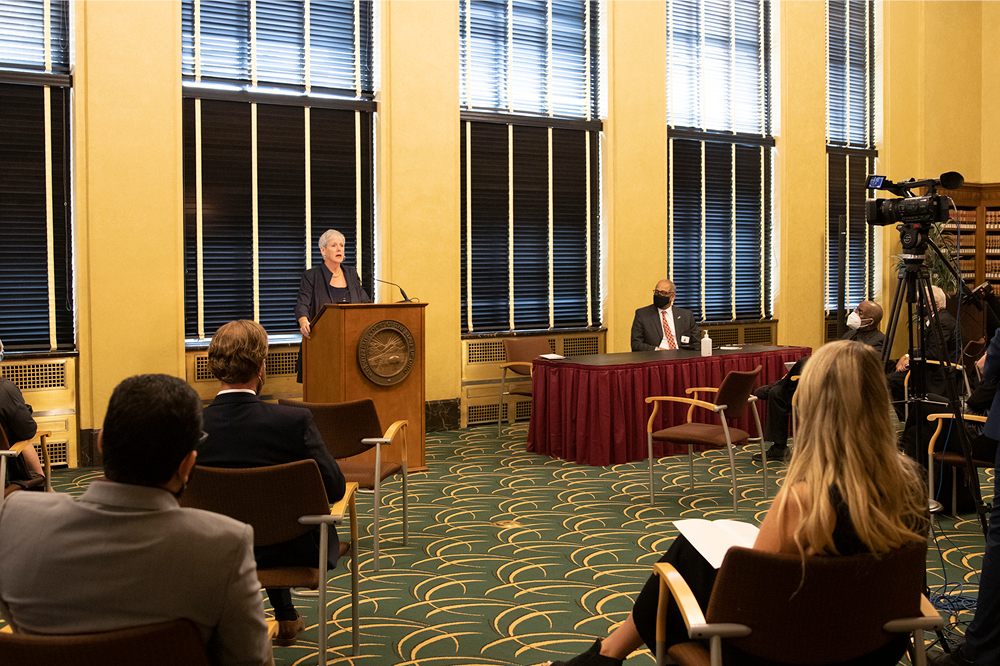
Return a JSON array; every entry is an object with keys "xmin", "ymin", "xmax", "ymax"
[{"xmin": 864, "ymin": 171, "xmax": 964, "ymax": 227}]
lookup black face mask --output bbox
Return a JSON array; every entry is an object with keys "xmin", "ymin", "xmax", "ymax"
[{"xmin": 653, "ymin": 294, "xmax": 672, "ymax": 309}]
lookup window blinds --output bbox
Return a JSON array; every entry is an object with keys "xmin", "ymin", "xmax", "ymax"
[
  {"xmin": 459, "ymin": 0, "xmax": 601, "ymax": 335},
  {"xmin": 667, "ymin": 0, "xmax": 773, "ymax": 322}
]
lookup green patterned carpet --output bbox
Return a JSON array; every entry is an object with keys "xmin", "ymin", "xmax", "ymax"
[{"xmin": 21, "ymin": 424, "xmax": 996, "ymax": 665}]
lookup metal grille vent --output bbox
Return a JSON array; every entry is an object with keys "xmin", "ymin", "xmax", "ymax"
[
  {"xmin": 267, "ymin": 350, "xmax": 298, "ymax": 376},
  {"xmin": 743, "ymin": 326, "xmax": 773, "ymax": 345},
  {"xmin": 194, "ymin": 356, "xmax": 214, "ymax": 382},
  {"xmin": 562, "ymin": 336, "xmax": 597, "ymax": 356},
  {"xmin": 826, "ymin": 319, "xmax": 840, "ymax": 342},
  {"xmin": 468, "ymin": 403, "xmax": 500, "ymax": 424},
  {"xmin": 515, "ymin": 401, "xmax": 532, "ymax": 419},
  {"xmin": 709, "ymin": 327, "xmax": 739, "ymax": 345},
  {"xmin": 468, "ymin": 340, "xmax": 505, "ymax": 364},
  {"xmin": 1, "ymin": 362, "xmax": 66, "ymax": 391},
  {"xmin": 46, "ymin": 439, "xmax": 68, "ymax": 465},
  {"xmin": 196, "ymin": 349, "xmax": 299, "ymax": 381}
]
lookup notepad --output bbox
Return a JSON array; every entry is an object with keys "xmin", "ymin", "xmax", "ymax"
[
  {"xmin": 674, "ymin": 518, "xmax": 760, "ymax": 568},
  {"xmin": 539, "ymin": 353, "xmax": 565, "ymax": 360}
]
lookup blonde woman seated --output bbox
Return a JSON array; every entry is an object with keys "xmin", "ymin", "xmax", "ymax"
[{"xmin": 547, "ymin": 340, "xmax": 928, "ymax": 666}]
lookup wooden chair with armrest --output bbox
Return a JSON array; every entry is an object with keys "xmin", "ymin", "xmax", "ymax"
[
  {"xmin": 0, "ymin": 426, "xmax": 52, "ymax": 506},
  {"xmin": 925, "ymin": 412, "xmax": 994, "ymax": 516},
  {"xmin": 497, "ymin": 336, "xmax": 553, "ymax": 435},
  {"xmin": 0, "ymin": 618, "xmax": 216, "ymax": 666},
  {"xmin": 645, "ymin": 367, "xmax": 765, "ymax": 510},
  {"xmin": 902, "ymin": 359, "xmax": 969, "ymax": 422},
  {"xmin": 181, "ymin": 461, "xmax": 360, "ymax": 660},
  {"xmin": 278, "ymin": 398, "xmax": 406, "ymax": 573},
  {"xmin": 654, "ymin": 541, "xmax": 942, "ymax": 666}
]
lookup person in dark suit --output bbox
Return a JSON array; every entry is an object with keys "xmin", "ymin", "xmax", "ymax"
[
  {"xmin": 930, "ymin": 327, "xmax": 1000, "ymax": 666},
  {"xmin": 630, "ymin": 279, "xmax": 700, "ymax": 351},
  {"xmin": 294, "ymin": 229, "xmax": 371, "ymax": 382},
  {"xmin": 0, "ymin": 337, "xmax": 44, "ymax": 484},
  {"xmin": 752, "ymin": 300, "xmax": 886, "ymax": 462},
  {"xmin": 198, "ymin": 320, "xmax": 345, "ymax": 648}
]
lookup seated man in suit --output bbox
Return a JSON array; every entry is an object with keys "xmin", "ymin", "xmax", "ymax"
[
  {"xmin": 198, "ymin": 320, "xmax": 345, "ymax": 647},
  {"xmin": 0, "ymin": 374, "xmax": 272, "ymax": 666},
  {"xmin": 631, "ymin": 279, "xmax": 700, "ymax": 351},
  {"xmin": 753, "ymin": 300, "xmax": 886, "ymax": 462},
  {"xmin": 0, "ymin": 337, "xmax": 46, "ymax": 486}
]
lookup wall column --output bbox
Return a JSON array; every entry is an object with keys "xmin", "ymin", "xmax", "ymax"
[{"xmin": 74, "ymin": 0, "xmax": 185, "ymax": 430}]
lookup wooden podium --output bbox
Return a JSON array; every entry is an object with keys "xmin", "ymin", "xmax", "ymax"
[{"xmin": 302, "ymin": 302, "xmax": 426, "ymax": 470}]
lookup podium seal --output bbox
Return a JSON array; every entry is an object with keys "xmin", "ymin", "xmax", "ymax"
[{"xmin": 357, "ymin": 319, "xmax": 416, "ymax": 386}]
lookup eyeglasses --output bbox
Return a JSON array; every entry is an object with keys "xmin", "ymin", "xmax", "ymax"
[{"xmin": 653, "ymin": 290, "xmax": 675, "ymax": 298}]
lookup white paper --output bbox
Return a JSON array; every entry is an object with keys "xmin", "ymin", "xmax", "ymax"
[
  {"xmin": 719, "ymin": 346, "xmax": 742, "ymax": 350},
  {"xmin": 674, "ymin": 518, "xmax": 760, "ymax": 568},
  {"xmin": 539, "ymin": 353, "xmax": 565, "ymax": 360}
]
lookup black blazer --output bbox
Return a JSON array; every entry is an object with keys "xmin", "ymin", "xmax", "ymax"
[
  {"xmin": 294, "ymin": 263, "xmax": 371, "ymax": 323},
  {"xmin": 631, "ymin": 304, "xmax": 700, "ymax": 351},
  {"xmin": 199, "ymin": 392, "xmax": 346, "ymax": 566}
]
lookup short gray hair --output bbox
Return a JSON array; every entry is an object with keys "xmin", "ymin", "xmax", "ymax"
[
  {"xmin": 930, "ymin": 285, "xmax": 947, "ymax": 310},
  {"xmin": 318, "ymin": 229, "xmax": 345, "ymax": 250}
]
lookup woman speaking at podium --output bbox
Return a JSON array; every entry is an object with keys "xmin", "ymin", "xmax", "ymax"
[{"xmin": 294, "ymin": 229, "xmax": 371, "ymax": 382}]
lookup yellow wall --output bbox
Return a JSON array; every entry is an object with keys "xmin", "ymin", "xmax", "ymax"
[
  {"xmin": 775, "ymin": 0, "xmax": 828, "ymax": 352},
  {"xmin": 74, "ymin": 0, "xmax": 185, "ymax": 430},
  {"xmin": 378, "ymin": 1, "xmax": 462, "ymax": 401},
  {"xmin": 67, "ymin": 0, "xmax": 999, "ymax": 432},
  {"xmin": 604, "ymin": 1, "xmax": 668, "ymax": 353}
]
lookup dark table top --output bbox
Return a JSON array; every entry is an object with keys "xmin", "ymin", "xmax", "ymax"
[{"xmin": 536, "ymin": 345, "xmax": 804, "ymax": 368}]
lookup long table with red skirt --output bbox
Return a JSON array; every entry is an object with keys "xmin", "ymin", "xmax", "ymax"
[{"xmin": 526, "ymin": 345, "xmax": 811, "ymax": 466}]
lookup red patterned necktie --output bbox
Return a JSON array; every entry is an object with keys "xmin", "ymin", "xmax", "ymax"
[{"xmin": 660, "ymin": 309, "xmax": 677, "ymax": 350}]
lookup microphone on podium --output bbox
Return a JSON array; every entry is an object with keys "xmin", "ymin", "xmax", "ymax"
[{"xmin": 375, "ymin": 278, "xmax": 412, "ymax": 303}]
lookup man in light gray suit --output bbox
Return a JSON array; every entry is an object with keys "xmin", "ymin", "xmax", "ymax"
[
  {"xmin": 0, "ymin": 374, "xmax": 272, "ymax": 666},
  {"xmin": 631, "ymin": 279, "xmax": 700, "ymax": 351}
]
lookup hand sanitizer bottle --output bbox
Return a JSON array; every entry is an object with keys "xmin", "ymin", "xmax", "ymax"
[{"xmin": 701, "ymin": 330, "xmax": 712, "ymax": 357}]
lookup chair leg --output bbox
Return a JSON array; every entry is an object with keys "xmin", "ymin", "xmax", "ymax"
[
  {"xmin": 402, "ymin": 464, "xmax": 408, "ymax": 547},
  {"xmin": 726, "ymin": 443, "xmax": 738, "ymax": 513},
  {"xmin": 750, "ymin": 402, "xmax": 767, "ymax": 499},
  {"xmin": 374, "ymin": 445, "xmax": 381, "ymax": 573},
  {"xmin": 688, "ymin": 444, "xmax": 694, "ymax": 492},
  {"xmin": 498, "ymin": 370, "xmax": 508, "ymax": 436},
  {"xmin": 952, "ymin": 467, "xmax": 959, "ymax": 517},
  {"xmin": 349, "ymin": 494, "xmax": 359, "ymax": 656},
  {"xmin": 648, "ymin": 432, "xmax": 655, "ymax": 506},
  {"xmin": 318, "ymin": 523, "xmax": 329, "ymax": 665}
]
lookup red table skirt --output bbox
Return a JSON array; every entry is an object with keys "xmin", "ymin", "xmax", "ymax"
[{"xmin": 526, "ymin": 346, "xmax": 811, "ymax": 466}]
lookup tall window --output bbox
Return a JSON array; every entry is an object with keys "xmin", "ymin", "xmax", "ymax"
[
  {"xmin": 0, "ymin": 0, "xmax": 73, "ymax": 352},
  {"xmin": 826, "ymin": 0, "xmax": 876, "ymax": 313},
  {"xmin": 667, "ymin": 0, "xmax": 773, "ymax": 323},
  {"xmin": 182, "ymin": 0, "xmax": 374, "ymax": 341},
  {"xmin": 460, "ymin": 0, "xmax": 601, "ymax": 334}
]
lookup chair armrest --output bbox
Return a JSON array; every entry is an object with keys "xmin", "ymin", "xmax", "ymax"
[
  {"xmin": 925, "ymin": 413, "xmax": 987, "ymax": 455},
  {"xmin": 684, "ymin": 386, "xmax": 719, "ymax": 395},
  {"xmin": 646, "ymin": 396, "xmax": 719, "ymax": 412},
  {"xmin": 500, "ymin": 361, "xmax": 534, "ymax": 370},
  {"xmin": 883, "ymin": 595, "xmax": 944, "ymax": 633},
  {"xmin": 302, "ymin": 482, "xmax": 359, "ymax": 526},
  {"xmin": 653, "ymin": 563, "xmax": 751, "ymax": 640},
  {"xmin": 382, "ymin": 420, "xmax": 408, "ymax": 465}
]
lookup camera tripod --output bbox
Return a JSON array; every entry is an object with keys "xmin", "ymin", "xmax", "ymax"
[{"xmin": 881, "ymin": 235, "xmax": 989, "ymax": 536}]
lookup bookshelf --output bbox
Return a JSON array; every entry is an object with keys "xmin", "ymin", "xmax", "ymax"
[{"xmin": 937, "ymin": 182, "xmax": 1000, "ymax": 288}]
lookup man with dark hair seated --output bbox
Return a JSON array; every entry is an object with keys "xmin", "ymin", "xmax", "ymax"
[
  {"xmin": 198, "ymin": 320, "xmax": 345, "ymax": 647},
  {"xmin": 0, "ymin": 374, "xmax": 272, "ymax": 666},
  {"xmin": 753, "ymin": 300, "xmax": 886, "ymax": 461}
]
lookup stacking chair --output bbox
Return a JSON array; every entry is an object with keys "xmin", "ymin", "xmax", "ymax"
[
  {"xmin": 655, "ymin": 541, "xmax": 942, "ymax": 666},
  {"xmin": 902, "ymin": 359, "xmax": 968, "ymax": 422},
  {"xmin": 279, "ymin": 398, "xmax": 406, "ymax": 572},
  {"xmin": 0, "ymin": 619, "xmax": 212, "ymax": 666},
  {"xmin": 645, "ymin": 367, "xmax": 764, "ymax": 510},
  {"xmin": 926, "ymin": 412, "xmax": 994, "ymax": 515},
  {"xmin": 497, "ymin": 336, "xmax": 553, "ymax": 435},
  {"xmin": 182, "ymin": 461, "xmax": 360, "ymax": 659},
  {"xmin": 0, "ymin": 426, "xmax": 52, "ymax": 506}
]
